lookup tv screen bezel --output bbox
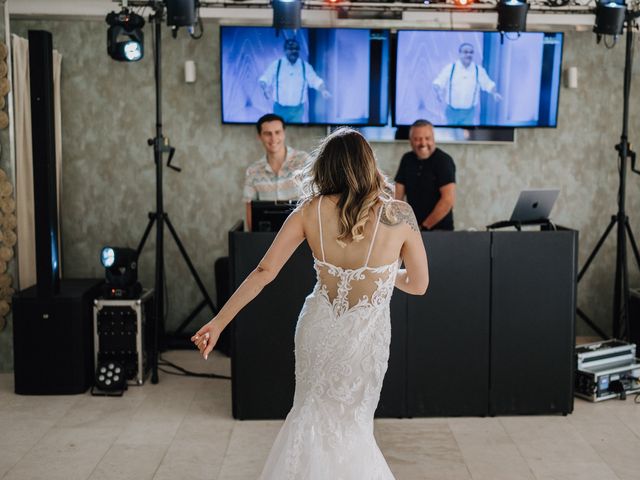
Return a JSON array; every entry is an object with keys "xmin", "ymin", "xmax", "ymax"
[
  {"xmin": 219, "ymin": 25, "xmax": 391, "ymax": 127},
  {"xmin": 392, "ymin": 29, "xmax": 564, "ymax": 129}
]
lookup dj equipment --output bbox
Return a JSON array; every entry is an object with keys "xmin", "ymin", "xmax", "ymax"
[
  {"xmin": 575, "ymin": 339, "xmax": 640, "ymax": 401},
  {"xmin": 251, "ymin": 201, "xmax": 296, "ymax": 232},
  {"xmin": 93, "ymin": 290, "xmax": 153, "ymax": 385}
]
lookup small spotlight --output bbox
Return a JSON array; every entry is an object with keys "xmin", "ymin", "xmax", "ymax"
[
  {"xmin": 100, "ymin": 247, "xmax": 142, "ymax": 299},
  {"xmin": 273, "ymin": 0, "xmax": 302, "ymax": 31},
  {"xmin": 92, "ymin": 361, "xmax": 127, "ymax": 396},
  {"xmin": 453, "ymin": 0, "xmax": 475, "ymax": 7},
  {"xmin": 593, "ymin": 1, "xmax": 626, "ymax": 41},
  {"xmin": 106, "ymin": 8, "xmax": 145, "ymax": 62},
  {"xmin": 497, "ymin": 0, "xmax": 529, "ymax": 33},
  {"xmin": 101, "ymin": 247, "xmax": 116, "ymax": 268}
]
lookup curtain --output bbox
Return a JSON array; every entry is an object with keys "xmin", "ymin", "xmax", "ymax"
[{"xmin": 12, "ymin": 34, "xmax": 62, "ymax": 290}]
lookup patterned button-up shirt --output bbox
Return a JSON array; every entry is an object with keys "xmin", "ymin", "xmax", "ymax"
[{"xmin": 243, "ymin": 147, "xmax": 308, "ymax": 203}]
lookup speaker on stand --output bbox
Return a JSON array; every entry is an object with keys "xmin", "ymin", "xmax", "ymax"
[{"xmin": 12, "ymin": 30, "xmax": 102, "ymax": 395}]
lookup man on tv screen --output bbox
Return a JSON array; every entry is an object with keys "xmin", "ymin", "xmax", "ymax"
[
  {"xmin": 243, "ymin": 114, "xmax": 308, "ymax": 231},
  {"xmin": 259, "ymin": 39, "xmax": 331, "ymax": 123},
  {"xmin": 432, "ymin": 43, "xmax": 502, "ymax": 126},
  {"xmin": 394, "ymin": 119, "xmax": 456, "ymax": 231}
]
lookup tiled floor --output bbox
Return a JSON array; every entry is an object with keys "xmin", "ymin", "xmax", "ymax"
[{"xmin": 1, "ymin": 350, "xmax": 639, "ymax": 480}]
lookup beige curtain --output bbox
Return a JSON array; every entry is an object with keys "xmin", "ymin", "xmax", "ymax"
[{"xmin": 12, "ymin": 34, "xmax": 62, "ymax": 290}]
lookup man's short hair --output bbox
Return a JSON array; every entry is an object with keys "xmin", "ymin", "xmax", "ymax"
[
  {"xmin": 458, "ymin": 43, "xmax": 474, "ymax": 53},
  {"xmin": 256, "ymin": 114, "xmax": 286, "ymax": 134},
  {"xmin": 410, "ymin": 119, "xmax": 433, "ymax": 129}
]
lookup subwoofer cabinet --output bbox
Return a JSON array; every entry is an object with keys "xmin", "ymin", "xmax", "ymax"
[{"xmin": 12, "ymin": 279, "xmax": 103, "ymax": 395}]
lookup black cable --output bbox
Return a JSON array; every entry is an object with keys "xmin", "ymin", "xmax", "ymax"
[
  {"xmin": 158, "ymin": 354, "xmax": 231, "ymax": 380},
  {"xmin": 189, "ymin": 5, "xmax": 203, "ymax": 40}
]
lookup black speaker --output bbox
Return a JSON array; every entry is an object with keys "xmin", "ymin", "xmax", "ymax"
[
  {"xmin": 13, "ymin": 279, "xmax": 102, "ymax": 395},
  {"xmin": 28, "ymin": 30, "xmax": 60, "ymax": 297},
  {"xmin": 165, "ymin": 0, "xmax": 196, "ymax": 27}
]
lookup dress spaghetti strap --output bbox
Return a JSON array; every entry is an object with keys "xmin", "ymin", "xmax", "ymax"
[
  {"xmin": 364, "ymin": 203, "xmax": 384, "ymax": 268},
  {"xmin": 317, "ymin": 196, "xmax": 326, "ymax": 262}
]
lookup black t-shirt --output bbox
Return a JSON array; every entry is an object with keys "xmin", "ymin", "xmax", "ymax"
[{"xmin": 394, "ymin": 148, "xmax": 456, "ymax": 231}]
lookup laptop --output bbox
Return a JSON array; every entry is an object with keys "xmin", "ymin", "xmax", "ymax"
[{"xmin": 510, "ymin": 189, "xmax": 560, "ymax": 223}]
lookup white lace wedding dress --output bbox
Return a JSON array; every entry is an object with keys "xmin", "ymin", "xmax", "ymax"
[{"xmin": 259, "ymin": 197, "xmax": 398, "ymax": 480}]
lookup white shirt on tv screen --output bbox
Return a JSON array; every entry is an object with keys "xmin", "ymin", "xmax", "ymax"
[
  {"xmin": 259, "ymin": 57, "xmax": 324, "ymax": 107},
  {"xmin": 433, "ymin": 60, "xmax": 496, "ymax": 109}
]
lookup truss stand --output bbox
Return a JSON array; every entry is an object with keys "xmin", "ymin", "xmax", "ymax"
[
  {"xmin": 578, "ymin": 10, "xmax": 640, "ymax": 341},
  {"xmin": 136, "ymin": 2, "xmax": 218, "ymax": 384}
]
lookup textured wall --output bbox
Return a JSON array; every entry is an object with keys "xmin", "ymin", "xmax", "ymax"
[{"xmin": 2, "ymin": 17, "xmax": 640, "ymax": 371}]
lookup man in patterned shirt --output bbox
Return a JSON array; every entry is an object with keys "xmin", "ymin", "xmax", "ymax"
[{"xmin": 244, "ymin": 114, "xmax": 308, "ymax": 231}]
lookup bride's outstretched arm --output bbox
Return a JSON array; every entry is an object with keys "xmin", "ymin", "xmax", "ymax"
[{"xmin": 192, "ymin": 210, "xmax": 306, "ymax": 359}]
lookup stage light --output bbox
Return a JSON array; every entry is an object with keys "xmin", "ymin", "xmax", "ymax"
[
  {"xmin": 593, "ymin": 1, "xmax": 626, "ymax": 41},
  {"xmin": 453, "ymin": 0, "xmax": 475, "ymax": 7},
  {"xmin": 273, "ymin": 0, "xmax": 302, "ymax": 31},
  {"xmin": 497, "ymin": 0, "xmax": 529, "ymax": 33},
  {"xmin": 92, "ymin": 361, "xmax": 127, "ymax": 396},
  {"xmin": 100, "ymin": 246, "xmax": 142, "ymax": 299},
  {"xmin": 106, "ymin": 8, "xmax": 145, "ymax": 62}
]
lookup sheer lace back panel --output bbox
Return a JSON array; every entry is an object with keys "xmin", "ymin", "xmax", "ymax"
[{"xmin": 313, "ymin": 196, "xmax": 398, "ymax": 316}]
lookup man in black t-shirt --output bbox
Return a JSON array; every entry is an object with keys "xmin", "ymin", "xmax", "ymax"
[{"xmin": 394, "ymin": 119, "xmax": 456, "ymax": 230}]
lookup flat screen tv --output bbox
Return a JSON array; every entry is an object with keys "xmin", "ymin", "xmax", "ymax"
[
  {"xmin": 220, "ymin": 26, "xmax": 390, "ymax": 126},
  {"xmin": 395, "ymin": 31, "xmax": 564, "ymax": 128}
]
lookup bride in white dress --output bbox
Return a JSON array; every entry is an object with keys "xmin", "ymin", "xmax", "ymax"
[{"xmin": 193, "ymin": 128, "xmax": 429, "ymax": 479}]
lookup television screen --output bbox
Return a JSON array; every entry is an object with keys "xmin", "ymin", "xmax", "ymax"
[
  {"xmin": 395, "ymin": 31, "xmax": 564, "ymax": 128},
  {"xmin": 220, "ymin": 26, "xmax": 390, "ymax": 125}
]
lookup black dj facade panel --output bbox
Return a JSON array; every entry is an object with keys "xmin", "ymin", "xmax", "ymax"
[
  {"xmin": 229, "ymin": 230, "xmax": 577, "ymax": 419},
  {"xmin": 376, "ymin": 290, "xmax": 408, "ymax": 418},
  {"xmin": 490, "ymin": 231, "xmax": 577, "ymax": 415},
  {"xmin": 230, "ymin": 233, "xmax": 316, "ymax": 420},
  {"xmin": 406, "ymin": 232, "xmax": 491, "ymax": 417}
]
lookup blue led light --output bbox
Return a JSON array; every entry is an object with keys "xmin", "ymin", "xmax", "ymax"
[{"xmin": 101, "ymin": 247, "xmax": 115, "ymax": 268}]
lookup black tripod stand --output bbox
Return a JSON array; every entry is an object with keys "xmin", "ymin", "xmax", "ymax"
[
  {"xmin": 578, "ymin": 11, "xmax": 640, "ymax": 342},
  {"xmin": 136, "ymin": 2, "xmax": 217, "ymax": 384}
]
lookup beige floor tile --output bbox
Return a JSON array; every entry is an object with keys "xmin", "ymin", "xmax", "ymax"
[
  {"xmin": 375, "ymin": 419, "xmax": 472, "ymax": 480},
  {"xmin": 0, "ymin": 413, "xmax": 58, "ymax": 477},
  {"xmin": 500, "ymin": 416, "xmax": 620, "ymax": 479},
  {"xmin": 217, "ymin": 420, "xmax": 283, "ymax": 480},
  {"xmin": 448, "ymin": 417, "xmax": 535, "ymax": 480},
  {"xmin": 153, "ymin": 391, "xmax": 235, "ymax": 480},
  {"xmin": 2, "ymin": 352, "xmax": 639, "ymax": 480},
  {"xmin": 526, "ymin": 460, "xmax": 621, "ymax": 480},
  {"xmin": 88, "ymin": 443, "xmax": 168, "ymax": 480},
  {"xmin": 3, "ymin": 425, "xmax": 118, "ymax": 480},
  {"xmin": 111, "ymin": 381, "xmax": 198, "ymax": 447},
  {"xmin": 567, "ymin": 404, "xmax": 640, "ymax": 480}
]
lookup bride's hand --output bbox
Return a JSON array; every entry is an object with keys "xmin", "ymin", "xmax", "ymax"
[{"xmin": 191, "ymin": 320, "xmax": 222, "ymax": 360}]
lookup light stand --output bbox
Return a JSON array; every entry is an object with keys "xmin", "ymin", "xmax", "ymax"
[
  {"xmin": 136, "ymin": 2, "xmax": 217, "ymax": 384},
  {"xmin": 578, "ymin": 10, "xmax": 640, "ymax": 341}
]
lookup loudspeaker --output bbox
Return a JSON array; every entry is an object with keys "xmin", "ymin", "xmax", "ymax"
[
  {"xmin": 13, "ymin": 279, "xmax": 102, "ymax": 395},
  {"xmin": 165, "ymin": 0, "xmax": 196, "ymax": 27},
  {"xmin": 28, "ymin": 30, "xmax": 60, "ymax": 297}
]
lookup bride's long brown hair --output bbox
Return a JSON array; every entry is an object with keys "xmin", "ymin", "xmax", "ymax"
[{"xmin": 300, "ymin": 128, "xmax": 393, "ymax": 245}]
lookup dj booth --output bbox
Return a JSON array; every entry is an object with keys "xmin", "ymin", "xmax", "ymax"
[{"xmin": 228, "ymin": 225, "xmax": 578, "ymax": 419}]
